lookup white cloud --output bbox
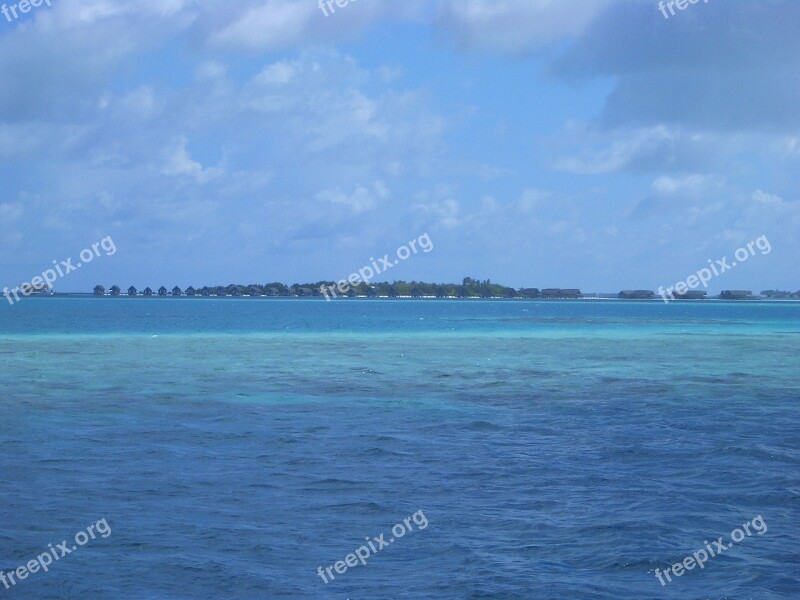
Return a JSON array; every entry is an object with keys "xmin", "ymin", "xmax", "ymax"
[
  {"xmin": 0, "ymin": 202, "xmax": 24, "ymax": 223},
  {"xmin": 553, "ymin": 126, "xmax": 678, "ymax": 175},
  {"xmin": 377, "ymin": 65, "xmax": 404, "ymax": 83},
  {"xmin": 517, "ymin": 188, "xmax": 550, "ymax": 213},
  {"xmin": 161, "ymin": 137, "xmax": 223, "ymax": 184},
  {"xmin": 121, "ymin": 86, "xmax": 159, "ymax": 119},
  {"xmin": 64, "ymin": 0, "xmax": 192, "ymax": 25},
  {"xmin": 752, "ymin": 189, "xmax": 785, "ymax": 208},
  {"xmin": 651, "ymin": 174, "xmax": 720, "ymax": 195},
  {"xmin": 0, "ymin": 124, "xmax": 43, "ymax": 158},
  {"xmin": 316, "ymin": 181, "xmax": 388, "ymax": 215},
  {"xmin": 412, "ymin": 198, "xmax": 461, "ymax": 230},
  {"xmin": 254, "ymin": 60, "xmax": 300, "ymax": 85},
  {"xmin": 437, "ymin": 0, "xmax": 614, "ymax": 53},
  {"xmin": 208, "ymin": 1, "xmax": 317, "ymax": 51},
  {"xmin": 195, "ymin": 61, "xmax": 228, "ymax": 81}
]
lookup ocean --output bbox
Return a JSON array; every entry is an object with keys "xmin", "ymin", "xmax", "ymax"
[{"xmin": 1, "ymin": 298, "xmax": 798, "ymax": 599}]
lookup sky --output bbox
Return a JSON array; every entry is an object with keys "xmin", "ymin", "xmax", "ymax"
[{"xmin": 0, "ymin": 0, "xmax": 798, "ymax": 293}]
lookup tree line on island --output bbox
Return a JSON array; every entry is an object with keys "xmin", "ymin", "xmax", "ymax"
[
  {"xmin": 93, "ymin": 278, "xmax": 574, "ymax": 298},
  {"xmin": 90, "ymin": 279, "xmax": 799, "ymax": 299}
]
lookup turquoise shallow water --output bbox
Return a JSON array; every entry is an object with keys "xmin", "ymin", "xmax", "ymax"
[{"xmin": 1, "ymin": 299, "xmax": 799, "ymax": 598}]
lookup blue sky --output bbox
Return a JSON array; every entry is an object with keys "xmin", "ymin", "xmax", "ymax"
[{"xmin": 1, "ymin": 0, "xmax": 798, "ymax": 293}]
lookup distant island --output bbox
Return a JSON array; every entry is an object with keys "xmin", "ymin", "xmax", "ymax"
[{"xmin": 84, "ymin": 279, "xmax": 800, "ymax": 300}]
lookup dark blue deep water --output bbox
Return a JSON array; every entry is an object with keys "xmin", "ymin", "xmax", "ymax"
[{"xmin": 1, "ymin": 299, "xmax": 799, "ymax": 599}]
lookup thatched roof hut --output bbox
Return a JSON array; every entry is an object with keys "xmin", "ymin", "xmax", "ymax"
[
  {"xmin": 720, "ymin": 290, "xmax": 752, "ymax": 300},
  {"xmin": 619, "ymin": 290, "xmax": 655, "ymax": 299},
  {"xmin": 673, "ymin": 290, "xmax": 707, "ymax": 300}
]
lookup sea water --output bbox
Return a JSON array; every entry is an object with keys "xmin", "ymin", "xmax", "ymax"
[{"xmin": 1, "ymin": 298, "xmax": 798, "ymax": 598}]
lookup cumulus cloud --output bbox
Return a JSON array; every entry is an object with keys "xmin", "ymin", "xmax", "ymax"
[
  {"xmin": 161, "ymin": 137, "xmax": 223, "ymax": 184},
  {"xmin": 553, "ymin": 125, "xmax": 682, "ymax": 174},
  {"xmin": 411, "ymin": 198, "xmax": 461, "ymax": 230},
  {"xmin": 650, "ymin": 174, "xmax": 721, "ymax": 195},
  {"xmin": 436, "ymin": 0, "xmax": 614, "ymax": 53},
  {"xmin": 208, "ymin": 0, "xmax": 317, "ymax": 51},
  {"xmin": 317, "ymin": 181, "xmax": 389, "ymax": 215},
  {"xmin": 0, "ymin": 202, "xmax": 24, "ymax": 223},
  {"xmin": 0, "ymin": 0, "xmax": 796, "ymax": 290},
  {"xmin": 551, "ymin": 0, "xmax": 800, "ymax": 133}
]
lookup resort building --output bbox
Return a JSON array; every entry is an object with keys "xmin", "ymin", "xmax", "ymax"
[
  {"xmin": 673, "ymin": 290, "xmax": 707, "ymax": 300},
  {"xmin": 720, "ymin": 290, "xmax": 753, "ymax": 300},
  {"xmin": 542, "ymin": 288, "xmax": 582, "ymax": 298},
  {"xmin": 109, "ymin": 285, "xmax": 121, "ymax": 296},
  {"xmin": 158, "ymin": 286, "xmax": 168, "ymax": 297},
  {"xmin": 619, "ymin": 290, "xmax": 655, "ymax": 299},
  {"xmin": 128, "ymin": 286, "xmax": 138, "ymax": 296},
  {"xmin": 27, "ymin": 283, "xmax": 51, "ymax": 295},
  {"xmin": 143, "ymin": 287, "xmax": 153, "ymax": 297},
  {"xmin": 518, "ymin": 288, "xmax": 541, "ymax": 298},
  {"xmin": 93, "ymin": 285, "xmax": 105, "ymax": 296},
  {"xmin": 171, "ymin": 286, "xmax": 182, "ymax": 296}
]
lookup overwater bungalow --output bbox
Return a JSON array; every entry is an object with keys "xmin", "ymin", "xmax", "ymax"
[
  {"xmin": 128, "ymin": 286, "xmax": 137, "ymax": 296},
  {"xmin": 186, "ymin": 286, "xmax": 196, "ymax": 297},
  {"xmin": 518, "ymin": 288, "xmax": 541, "ymax": 298},
  {"xmin": 201, "ymin": 287, "xmax": 211, "ymax": 297},
  {"xmin": 619, "ymin": 290, "xmax": 655, "ymax": 299},
  {"xmin": 542, "ymin": 288, "xmax": 582, "ymax": 298},
  {"xmin": 674, "ymin": 290, "xmax": 707, "ymax": 300},
  {"xmin": 93, "ymin": 285, "xmax": 105, "ymax": 296},
  {"xmin": 171, "ymin": 286, "xmax": 182, "ymax": 296},
  {"xmin": 109, "ymin": 285, "xmax": 121, "ymax": 296},
  {"xmin": 143, "ymin": 287, "xmax": 153, "ymax": 297},
  {"xmin": 27, "ymin": 283, "xmax": 50, "ymax": 295},
  {"xmin": 720, "ymin": 290, "xmax": 753, "ymax": 300},
  {"xmin": 158, "ymin": 286, "xmax": 168, "ymax": 297},
  {"xmin": 761, "ymin": 290, "xmax": 799, "ymax": 299}
]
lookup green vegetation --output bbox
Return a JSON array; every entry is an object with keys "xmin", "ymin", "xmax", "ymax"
[
  {"xmin": 760, "ymin": 289, "xmax": 800, "ymax": 299},
  {"xmin": 104, "ymin": 278, "xmax": 545, "ymax": 298},
  {"xmin": 211, "ymin": 278, "xmax": 524, "ymax": 298}
]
